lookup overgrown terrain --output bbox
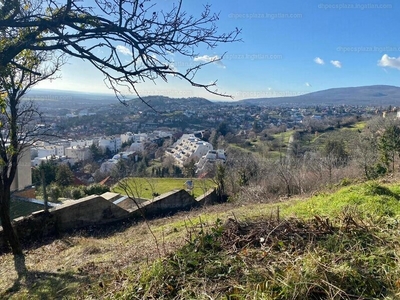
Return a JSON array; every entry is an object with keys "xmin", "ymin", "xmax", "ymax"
[{"xmin": 2, "ymin": 180, "xmax": 400, "ymax": 299}]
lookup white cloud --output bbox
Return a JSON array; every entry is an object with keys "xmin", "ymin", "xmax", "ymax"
[
  {"xmin": 305, "ymin": 82, "xmax": 311, "ymax": 87},
  {"xmin": 194, "ymin": 55, "xmax": 220, "ymax": 62},
  {"xmin": 314, "ymin": 57, "xmax": 325, "ymax": 65},
  {"xmin": 194, "ymin": 55, "xmax": 225, "ymax": 68},
  {"xmin": 116, "ymin": 45, "xmax": 132, "ymax": 56},
  {"xmin": 378, "ymin": 54, "xmax": 400, "ymax": 70},
  {"xmin": 330, "ymin": 60, "xmax": 342, "ymax": 68}
]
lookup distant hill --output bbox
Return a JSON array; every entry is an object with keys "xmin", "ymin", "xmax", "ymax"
[
  {"xmin": 25, "ymin": 89, "xmax": 118, "ymax": 103},
  {"xmin": 26, "ymin": 86, "xmax": 400, "ymax": 109},
  {"xmin": 24, "ymin": 90, "xmax": 214, "ymax": 111},
  {"xmin": 23, "ymin": 89, "xmax": 118, "ymax": 110},
  {"xmin": 239, "ymin": 85, "xmax": 400, "ymax": 106},
  {"xmin": 123, "ymin": 95, "xmax": 215, "ymax": 110}
]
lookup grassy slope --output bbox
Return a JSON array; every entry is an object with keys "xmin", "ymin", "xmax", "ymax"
[
  {"xmin": 112, "ymin": 177, "xmax": 215, "ymax": 199},
  {"xmin": 2, "ymin": 181, "xmax": 400, "ymax": 298}
]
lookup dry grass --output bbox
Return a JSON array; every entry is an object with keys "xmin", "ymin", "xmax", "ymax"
[
  {"xmin": 0, "ymin": 203, "xmax": 240, "ymax": 299},
  {"xmin": 2, "ymin": 180, "xmax": 400, "ymax": 299}
]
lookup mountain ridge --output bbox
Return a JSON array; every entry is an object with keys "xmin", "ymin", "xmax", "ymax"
[
  {"xmin": 28, "ymin": 85, "xmax": 400, "ymax": 108},
  {"xmin": 238, "ymin": 85, "xmax": 400, "ymax": 106}
]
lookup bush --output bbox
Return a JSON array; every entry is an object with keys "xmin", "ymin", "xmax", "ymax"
[
  {"xmin": 71, "ymin": 187, "xmax": 84, "ymax": 199},
  {"xmin": 48, "ymin": 184, "xmax": 61, "ymax": 202},
  {"xmin": 84, "ymin": 184, "xmax": 110, "ymax": 196}
]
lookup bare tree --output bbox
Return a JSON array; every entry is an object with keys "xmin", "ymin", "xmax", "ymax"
[
  {"xmin": 351, "ymin": 131, "xmax": 380, "ymax": 179},
  {"xmin": 0, "ymin": 0, "xmax": 240, "ymax": 101},
  {"xmin": 0, "ymin": 49, "xmax": 62, "ymax": 254},
  {"xmin": 145, "ymin": 177, "xmax": 158, "ymax": 199},
  {"xmin": 0, "ymin": 0, "xmax": 239, "ymax": 255},
  {"xmin": 118, "ymin": 177, "xmax": 160, "ymax": 256}
]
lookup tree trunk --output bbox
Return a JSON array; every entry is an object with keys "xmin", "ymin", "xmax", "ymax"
[
  {"xmin": 41, "ymin": 168, "xmax": 49, "ymax": 212},
  {"xmin": 0, "ymin": 193, "xmax": 22, "ymax": 255}
]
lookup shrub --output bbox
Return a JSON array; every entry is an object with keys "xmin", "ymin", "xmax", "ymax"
[
  {"xmin": 84, "ymin": 184, "xmax": 110, "ymax": 196},
  {"xmin": 71, "ymin": 187, "xmax": 84, "ymax": 199},
  {"xmin": 48, "ymin": 184, "xmax": 61, "ymax": 202}
]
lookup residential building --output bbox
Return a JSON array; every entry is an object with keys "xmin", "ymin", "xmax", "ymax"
[
  {"xmin": 65, "ymin": 145, "xmax": 92, "ymax": 162},
  {"xmin": 70, "ymin": 139, "xmax": 93, "ymax": 147},
  {"xmin": 129, "ymin": 140, "xmax": 144, "ymax": 152},
  {"xmin": 98, "ymin": 136, "xmax": 122, "ymax": 153},
  {"xmin": 37, "ymin": 145, "xmax": 64, "ymax": 158},
  {"xmin": 166, "ymin": 134, "xmax": 213, "ymax": 167},
  {"xmin": 196, "ymin": 149, "xmax": 226, "ymax": 173}
]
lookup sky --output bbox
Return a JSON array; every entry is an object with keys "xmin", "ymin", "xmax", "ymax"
[{"xmin": 35, "ymin": 0, "xmax": 400, "ymax": 100}]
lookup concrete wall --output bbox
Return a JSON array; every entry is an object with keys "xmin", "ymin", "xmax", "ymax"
[
  {"xmin": 196, "ymin": 188, "xmax": 218, "ymax": 206},
  {"xmin": 0, "ymin": 188, "xmax": 218, "ymax": 252},
  {"xmin": 129, "ymin": 189, "xmax": 198, "ymax": 219},
  {"xmin": 0, "ymin": 211, "xmax": 58, "ymax": 250},
  {"xmin": 51, "ymin": 195, "xmax": 130, "ymax": 231}
]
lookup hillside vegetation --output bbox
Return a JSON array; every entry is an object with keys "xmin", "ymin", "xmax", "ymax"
[{"xmin": 1, "ymin": 180, "xmax": 400, "ymax": 299}]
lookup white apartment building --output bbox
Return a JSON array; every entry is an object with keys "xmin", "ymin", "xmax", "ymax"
[
  {"xmin": 65, "ymin": 145, "xmax": 92, "ymax": 162},
  {"xmin": 37, "ymin": 145, "xmax": 65, "ymax": 158},
  {"xmin": 70, "ymin": 139, "xmax": 93, "ymax": 147},
  {"xmin": 196, "ymin": 149, "xmax": 226, "ymax": 173},
  {"xmin": 121, "ymin": 132, "xmax": 134, "ymax": 144},
  {"xmin": 166, "ymin": 134, "xmax": 213, "ymax": 167},
  {"xmin": 98, "ymin": 136, "xmax": 122, "ymax": 153},
  {"xmin": 100, "ymin": 151, "xmax": 137, "ymax": 173},
  {"xmin": 31, "ymin": 155, "xmax": 75, "ymax": 167},
  {"xmin": 121, "ymin": 132, "xmax": 149, "ymax": 144},
  {"xmin": 129, "ymin": 140, "xmax": 144, "ymax": 152}
]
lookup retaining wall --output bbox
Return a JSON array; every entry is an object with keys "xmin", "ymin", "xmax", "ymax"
[{"xmin": 0, "ymin": 188, "xmax": 218, "ymax": 251}]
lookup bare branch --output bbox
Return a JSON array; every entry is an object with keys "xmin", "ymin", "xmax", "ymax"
[{"xmin": 0, "ymin": 0, "xmax": 241, "ymax": 100}]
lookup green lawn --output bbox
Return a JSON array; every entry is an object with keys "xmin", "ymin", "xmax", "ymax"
[
  {"xmin": 272, "ymin": 130, "xmax": 294, "ymax": 144},
  {"xmin": 348, "ymin": 121, "xmax": 366, "ymax": 131},
  {"xmin": 112, "ymin": 177, "xmax": 215, "ymax": 199},
  {"xmin": 282, "ymin": 181, "xmax": 400, "ymax": 219}
]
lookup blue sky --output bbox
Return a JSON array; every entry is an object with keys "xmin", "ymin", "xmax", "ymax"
[{"xmin": 36, "ymin": 0, "xmax": 400, "ymax": 100}]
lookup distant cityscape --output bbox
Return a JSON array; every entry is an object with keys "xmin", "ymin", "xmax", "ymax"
[{"xmin": 18, "ymin": 85, "xmax": 395, "ymax": 190}]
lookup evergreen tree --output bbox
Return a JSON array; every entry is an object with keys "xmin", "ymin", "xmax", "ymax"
[{"xmin": 56, "ymin": 164, "xmax": 75, "ymax": 187}]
